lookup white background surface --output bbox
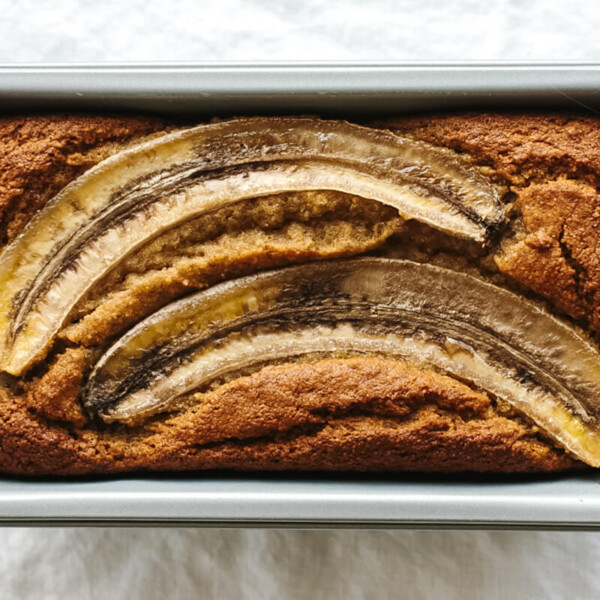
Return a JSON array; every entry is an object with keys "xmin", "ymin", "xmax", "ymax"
[{"xmin": 1, "ymin": 0, "xmax": 600, "ymax": 598}]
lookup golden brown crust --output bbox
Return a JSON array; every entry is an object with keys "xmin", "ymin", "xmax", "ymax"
[
  {"xmin": 1, "ymin": 357, "xmax": 577, "ymax": 474},
  {"xmin": 26, "ymin": 347, "xmax": 90, "ymax": 427},
  {"xmin": 380, "ymin": 113, "xmax": 600, "ymax": 187},
  {"xmin": 0, "ymin": 115, "xmax": 165, "ymax": 244},
  {"xmin": 0, "ymin": 113, "xmax": 596, "ymax": 474}
]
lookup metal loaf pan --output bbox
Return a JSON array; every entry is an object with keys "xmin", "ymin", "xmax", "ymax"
[{"xmin": 1, "ymin": 62, "xmax": 600, "ymax": 528}]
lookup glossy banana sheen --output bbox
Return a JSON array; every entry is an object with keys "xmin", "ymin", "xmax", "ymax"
[
  {"xmin": 0, "ymin": 118, "xmax": 503, "ymax": 376},
  {"xmin": 84, "ymin": 258, "xmax": 600, "ymax": 467}
]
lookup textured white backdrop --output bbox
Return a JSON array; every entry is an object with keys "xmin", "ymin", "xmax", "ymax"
[{"xmin": 2, "ymin": 0, "xmax": 600, "ymax": 598}]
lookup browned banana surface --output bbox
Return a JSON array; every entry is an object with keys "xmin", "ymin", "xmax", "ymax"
[
  {"xmin": 83, "ymin": 258, "xmax": 600, "ymax": 466},
  {"xmin": 0, "ymin": 118, "xmax": 502, "ymax": 375}
]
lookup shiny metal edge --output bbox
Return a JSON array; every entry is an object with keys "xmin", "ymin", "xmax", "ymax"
[
  {"xmin": 0, "ymin": 474, "xmax": 599, "ymax": 528},
  {"xmin": 1, "ymin": 62, "xmax": 600, "ymax": 114},
  {"xmin": 1, "ymin": 63, "xmax": 600, "ymax": 528}
]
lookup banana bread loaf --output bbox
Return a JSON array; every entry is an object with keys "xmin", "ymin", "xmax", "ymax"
[{"xmin": 1, "ymin": 113, "xmax": 598, "ymax": 475}]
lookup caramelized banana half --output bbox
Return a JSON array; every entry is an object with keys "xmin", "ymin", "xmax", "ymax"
[
  {"xmin": 0, "ymin": 118, "xmax": 503, "ymax": 375},
  {"xmin": 85, "ymin": 259, "xmax": 600, "ymax": 466}
]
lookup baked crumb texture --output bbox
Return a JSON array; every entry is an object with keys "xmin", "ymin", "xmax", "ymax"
[{"xmin": 0, "ymin": 113, "xmax": 596, "ymax": 475}]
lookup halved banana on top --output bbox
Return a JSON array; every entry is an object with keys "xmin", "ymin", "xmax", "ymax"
[
  {"xmin": 84, "ymin": 258, "xmax": 600, "ymax": 466},
  {"xmin": 0, "ymin": 118, "xmax": 503, "ymax": 375}
]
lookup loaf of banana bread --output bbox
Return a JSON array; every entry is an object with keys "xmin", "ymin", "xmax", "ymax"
[{"xmin": 1, "ymin": 113, "xmax": 599, "ymax": 475}]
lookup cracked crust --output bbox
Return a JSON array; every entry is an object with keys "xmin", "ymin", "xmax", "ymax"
[
  {"xmin": 496, "ymin": 180, "xmax": 600, "ymax": 330},
  {"xmin": 0, "ymin": 113, "xmax": 597, "ymax": 474},
  {"xmin": 384, "ymin": 113, "xmax": 600, "ymax": 334}
]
